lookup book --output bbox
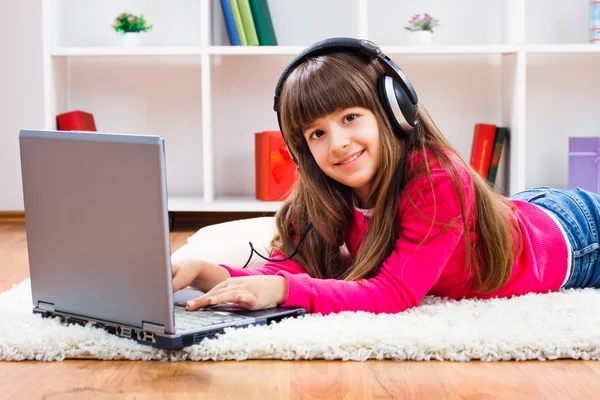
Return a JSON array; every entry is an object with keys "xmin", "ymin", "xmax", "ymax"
[
  {"xmin": 220, "ymin": 0, "xmax": 241, "ymax": 45},
  {"xmin": 469, "ymin": 123, "xmax": 496, "ymax": 180},
  {"xmin": 56, "ymin": 110, "xmax": 97, "ymax": 131},
  {"xmin": 486, "ymin": 126, "xmax": 508, "ymax": 188},
  {"xmin": 229, "ymin": 0, "xmax": 247, "ymax": 46},
  {"xmin": 569, "ymin": 136, "xmax": 600, "ymax": 193},
  {"xmin": 236, "ymin": 0, "xmax": 260, "ymax": 46},
  {"xmin": 248, "ymin": 0, "xmax": 278, "ymax": 46},
  {"xmin": 255, "ymin": 131, "xmax": 298, "ymax": 201}
]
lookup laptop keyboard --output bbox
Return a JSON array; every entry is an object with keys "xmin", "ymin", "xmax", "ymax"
[{"xmin": 174, "ymin": 307, "xmax": 248, "ymax": 331}]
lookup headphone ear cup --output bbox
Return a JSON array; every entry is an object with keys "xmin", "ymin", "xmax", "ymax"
[
  {"xmin": 377, "ymin": 75, "xmax": 418, "ymax": 137},
  {"xmin": 377, "ymin": 75, "xmax": 404, "ymax": 137}
]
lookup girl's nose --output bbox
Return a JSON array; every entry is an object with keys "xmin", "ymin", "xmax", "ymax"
[{"xmin": 329, "ymin": 126, "xmax": 350, "ymax": 154}]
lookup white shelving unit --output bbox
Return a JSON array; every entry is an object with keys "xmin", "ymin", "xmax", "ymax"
[{"xmin": 41, "ymin": 0, "xmax": 600, "ymax": 212}]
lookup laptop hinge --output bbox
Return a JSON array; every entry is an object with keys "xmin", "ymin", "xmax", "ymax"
[
  {"xmin": 142, "ymin": 321, "xmax": 165, "ymax": 334},
  {"xmin": 38, "ymin": 301, "xmax": 55, "ymax": 312}
]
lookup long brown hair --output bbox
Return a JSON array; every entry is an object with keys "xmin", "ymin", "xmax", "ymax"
[{"xmin": 271, "ymin": 52, "xmax": 522, "ymax": 293}]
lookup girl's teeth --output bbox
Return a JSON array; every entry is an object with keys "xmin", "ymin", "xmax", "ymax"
[{"xmin": 341, "ymin": 152, "xmax": 360, "ymax": 164}]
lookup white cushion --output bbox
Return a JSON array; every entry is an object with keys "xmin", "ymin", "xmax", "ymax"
[{"xmin": 174, "ymin": 217, "xmax": 276, "ymax": 269}]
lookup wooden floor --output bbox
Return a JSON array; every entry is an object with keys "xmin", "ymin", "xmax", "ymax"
[{"xmin": 1, "ymin": 222, "xmax": 600, "ymax": 399}]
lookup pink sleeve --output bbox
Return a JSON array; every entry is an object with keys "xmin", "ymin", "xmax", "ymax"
[
  {"xmin": 219, "ymin": 249, "xmax": 308, "ymax": 277},
  {"xmin": 277, "ymin": 167, "xmax": 472, "ymax": 315}
]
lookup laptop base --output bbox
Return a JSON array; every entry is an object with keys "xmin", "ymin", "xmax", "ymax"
[{"xmin": 34, "ymin": 307, "xmax": 306, "ymax": 350}]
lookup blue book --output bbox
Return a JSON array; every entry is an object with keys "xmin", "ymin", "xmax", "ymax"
[{"xmin": 220, "ymin": 0, "xmax": 240, "ymax": 46}]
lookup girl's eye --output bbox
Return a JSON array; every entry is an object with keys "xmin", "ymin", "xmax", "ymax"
[
  {"xmin": 310, "ymin": 130, "xmax": 325, "ymax": 140},
  {"xmin": 343, "ymin": 114, "xmax": 357, "ymax": 123}
]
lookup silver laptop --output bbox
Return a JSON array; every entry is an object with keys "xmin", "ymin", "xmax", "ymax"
[{"xmin": 19, "ymin": 129, "xmax": 305, "ymax": 349}]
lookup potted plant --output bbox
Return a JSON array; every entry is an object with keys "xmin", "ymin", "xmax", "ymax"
[
  {"xmin": 112, "ymin": 12, "xmax": 153, "ymax": 47},
  {"xmin": 404, "ymin": 13, "xmax": 440, "ymax": 45}
]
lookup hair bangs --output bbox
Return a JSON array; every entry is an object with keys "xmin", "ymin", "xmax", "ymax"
[{"xmin": 280, "ymin": 56, "xmax": 376, "ymax": 141}]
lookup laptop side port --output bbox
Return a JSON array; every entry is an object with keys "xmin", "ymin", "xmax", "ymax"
[
  {"xmin": 136, "ymin": 330, "xmax": 156, "ymax": 344},
  {"xmin": 67, "ymin": 317, "xmax": 87, "ymax": 327},
  {"xmin": 116, "ymin": 326, "xmax": 132, "ymax": 338},
  {"xmin": 104, "ymin": 325, "xmax": 117, "ymax": 335}
]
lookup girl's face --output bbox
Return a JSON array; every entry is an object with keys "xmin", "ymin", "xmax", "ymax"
[{"xmin": 303, "ymin": 107, "xmax": 382, "ymax": 205}]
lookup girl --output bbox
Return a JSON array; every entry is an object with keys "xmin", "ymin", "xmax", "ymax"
[{"xmin": 171, "ymin": 37, "xmax": 600, "ymax": 315}]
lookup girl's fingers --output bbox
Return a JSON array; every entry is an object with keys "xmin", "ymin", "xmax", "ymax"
[
  {"xmin": 185, "ymin": 295, "xmax": 205, "ymax": 311},
  {"xmin": 199, "ymin": 285, "xmax": 241, "ymax": 300},
  {"xmin": 186, "ymin": 289, "xmax": 243, "ymax": 311}
]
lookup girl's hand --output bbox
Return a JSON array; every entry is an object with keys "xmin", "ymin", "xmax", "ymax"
[
  {"xmin": 171, "ymin": 257, "xmax": 203, "ymax": 292},
  {"xmin": 185, "ymin": 276, "xmax": 288, "ymax": 311},
  {"xmin": 171, "ymin": 255, "xmax": 230, "ymax": 294}
]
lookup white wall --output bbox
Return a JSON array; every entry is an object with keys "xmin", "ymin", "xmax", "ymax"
[{"xmin": 0, "ymin": 1, "xmax": 44, "ymax": 211}]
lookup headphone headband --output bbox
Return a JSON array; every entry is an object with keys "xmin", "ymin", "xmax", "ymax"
[{"xmin": 274, "ymin": 38, "xmax": 374, "ymax": 111}]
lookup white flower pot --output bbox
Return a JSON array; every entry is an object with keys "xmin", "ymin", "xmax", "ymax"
[
  {"xmin": 120, "ymin": 32, "xmax": 142, "ymax": 47},
  {"xmin": 408, "ymin": 30, "xmax": 433, "ymax": 45}
]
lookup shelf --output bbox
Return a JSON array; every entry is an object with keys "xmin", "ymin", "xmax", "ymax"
[
  {"xmin": 524, "ymin": 44, "xmax": 600, "ymax": 53},
  {"xmin": 168, "ymin": 196, "xmax": 282, "ymax": 212},
  {"xmin": 380, "ymin": 45, "xmax": 518, "ymax": 55},
  {"xmin": 51, "ymin": 46, "xmax": 204, "ymax": 56},
  {"xmin": 51, "ymin": 45, "xmax": 519, "ymax": 57},
  {"xmin": 208, "ymin": 46, "xmax": 305, "ymax": 55},
  {"xmin": 51, "ymin": 44, "xmax": 600, "ymax": 58},
  {"xmin": 50, "ymin": 45, "xmax": 305, "ymax": 57},
  {"xmin": 207, "ymin": 45, "xmax": 520, "ymax": 56}
]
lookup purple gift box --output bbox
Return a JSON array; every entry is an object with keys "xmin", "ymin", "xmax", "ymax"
[{"xmin": 569, "ymin": 137, "xmax": 600, "ymax": 193}]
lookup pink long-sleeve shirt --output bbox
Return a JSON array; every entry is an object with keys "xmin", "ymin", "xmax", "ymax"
[{"xmin": 220, "ymin": 153, "xmax": 569, "ymax": 315}]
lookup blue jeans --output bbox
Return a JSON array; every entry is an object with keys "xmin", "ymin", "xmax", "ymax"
[{"xmin": 509, "ymin": 187, "xmax": 600, "ymax": 289}]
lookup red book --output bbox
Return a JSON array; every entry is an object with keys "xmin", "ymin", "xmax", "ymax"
[
  {"xmin": 56, "ymin": 110, "xmax": 97, "ymax": 131},
  {"xmin": 255, "ymin": 131, "xmax": 298, "ymax": 201},
  {"xmin": 469, "ymin": 123, "xmax": 496, "ymax": 179}
]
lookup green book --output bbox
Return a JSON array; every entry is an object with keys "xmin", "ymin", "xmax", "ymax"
[
  {"xmin": 248, "ymin": 0, "xmax": 278, "ymax": 45},
  {"xmin": 229, "ymin": 0, "xmax": 247, "ymax": 46},
  {"xmin": 487, "ymin": 126, "xmax": 508, "ymax": 187},
  {"xmin": 236, "ymin": 0, "xmax": 259, "ymax": 46}
]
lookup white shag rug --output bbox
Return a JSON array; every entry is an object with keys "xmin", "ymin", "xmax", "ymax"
[{"xmin": 2, "ymin": 279, "xmax": 600, "ymax": 362}]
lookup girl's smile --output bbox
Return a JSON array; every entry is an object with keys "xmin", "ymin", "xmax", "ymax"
[{"xmin": 335, "ymin": 149, "xmax": 364, "ymax": 166}]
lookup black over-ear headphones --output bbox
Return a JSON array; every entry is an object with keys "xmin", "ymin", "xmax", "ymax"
[{"xmin": 272, "ymin": 37, "xmax": 419, "ymax": 167}]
